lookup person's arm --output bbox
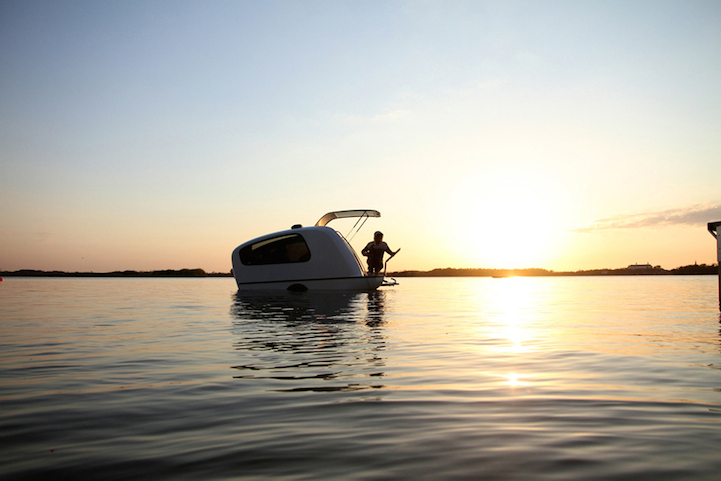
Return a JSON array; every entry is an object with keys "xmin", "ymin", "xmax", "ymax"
[{"xmin": 385, "ymin": 244, "xmax": 400, "ymax": 256}]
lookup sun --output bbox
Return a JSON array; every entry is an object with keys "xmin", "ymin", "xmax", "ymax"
[{"xmin": 441, "ymin": 165, "xmax": 568, "ymax": 268}]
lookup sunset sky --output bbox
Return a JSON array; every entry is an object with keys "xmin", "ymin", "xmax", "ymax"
[{"xmin": 1, "ymin": 0, "xmax": 720, "ymax": 273}]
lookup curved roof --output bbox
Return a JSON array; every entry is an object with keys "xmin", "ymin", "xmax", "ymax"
[{"xmin": 315, "ymin": 209, "xmax": 380, "ymax": 227}]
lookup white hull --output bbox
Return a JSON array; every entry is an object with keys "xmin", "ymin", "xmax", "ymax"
[{"xmin": 235, "ymin": 275, "xmax": 384, "ymax": 291}]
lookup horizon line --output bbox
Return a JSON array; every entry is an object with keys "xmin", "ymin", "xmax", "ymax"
[{"xmin": 1, "ymin": 262, "xmax": 718, "ymax": 277}]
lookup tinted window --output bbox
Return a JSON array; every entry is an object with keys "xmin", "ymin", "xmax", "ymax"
[{"xmin": 239, "ymin": 234, "xmax": 311, "ymax": 266}]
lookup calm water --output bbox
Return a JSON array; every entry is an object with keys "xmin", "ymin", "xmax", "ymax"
[{"xmin": 1, "ymin": 276, "xmax": 720, "ymax": 480}]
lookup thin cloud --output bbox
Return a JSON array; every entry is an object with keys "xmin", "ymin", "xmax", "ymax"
[{"xmin": 572, "ymin": 204, "xmax": 721, "ymax": 233}]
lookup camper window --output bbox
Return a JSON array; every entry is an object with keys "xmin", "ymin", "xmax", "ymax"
[{"xmin": 239, "ymin": 234, "xmax": 311, "ymax": 266}]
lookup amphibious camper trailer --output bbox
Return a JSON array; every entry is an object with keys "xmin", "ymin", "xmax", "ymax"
[{"xmin": 231, "ymin": 210, "xmax": 395, "ymax": 291}]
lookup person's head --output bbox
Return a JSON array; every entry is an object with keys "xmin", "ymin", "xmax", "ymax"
[{"xmin": 374, "ymin": 231, "xmax": 383, "ymax": 242}]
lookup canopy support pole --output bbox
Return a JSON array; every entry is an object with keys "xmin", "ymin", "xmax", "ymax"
[{"xmin": 709, "ymin": 221, "xmax": 721, "ymax": 312}]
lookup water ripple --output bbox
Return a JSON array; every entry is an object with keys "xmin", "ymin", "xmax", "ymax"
[{"xmin": 1, "ymin": 277, "xmax": 720, "ymax": 480}]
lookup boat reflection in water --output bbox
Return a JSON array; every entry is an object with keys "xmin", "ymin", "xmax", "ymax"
[{"xmin": 229, "ymin": 290, "xmax": 388, "ymax": 393}]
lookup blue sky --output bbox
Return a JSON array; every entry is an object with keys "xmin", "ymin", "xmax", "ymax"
[{"xmin": 1, "ymin": 0, "xmax": 720, "ymax": 272}]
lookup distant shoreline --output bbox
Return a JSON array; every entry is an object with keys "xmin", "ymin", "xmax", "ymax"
[
  {"xmin": 1, "ymin": 264, "xmax": 717, "ymax": 278},
  {"xmin": 0, "ymin": 269, "xmax": 232, "ymax": 278},
  {"xmin": 389, "ymin": 264, "xmax": 718, "ymax": 277}
]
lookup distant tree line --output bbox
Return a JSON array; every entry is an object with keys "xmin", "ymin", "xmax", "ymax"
[
  {"xmin": 390, "ymin": 263, "xmax": 719, "ymax": 277},
  {"xmin": 1, "ymin": 264, "xmax": 716, "ymax": 278},
  {"xmin": 0, "ymin": 269, "xmax": 233, "ymax": 278}
]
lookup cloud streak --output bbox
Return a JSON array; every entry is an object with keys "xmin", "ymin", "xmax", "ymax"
[{"xmin": 573, "ymin": 204, "xmax": 721, "ymax": 233}]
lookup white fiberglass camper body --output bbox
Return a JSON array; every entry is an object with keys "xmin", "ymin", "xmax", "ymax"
[{"xmin": 231, "ymin": 210, "xmax": 390, "ymax": 291}]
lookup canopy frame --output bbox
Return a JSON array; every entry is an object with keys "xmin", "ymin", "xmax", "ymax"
[{"xmin": 315, "ymin": 210, "xmax": 381, "ymax": 227}]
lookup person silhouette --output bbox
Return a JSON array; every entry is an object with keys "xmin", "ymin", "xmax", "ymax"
[{"xmin": 362, "ymin": 231, "xmax": 400, "ymax": 275}]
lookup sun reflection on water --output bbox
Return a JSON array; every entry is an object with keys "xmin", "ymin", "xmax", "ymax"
[
  {"xmin": 487, "ymin": 277, "xmax": 540, "ymax": 355},
  {"xmin": 503, "ymin": 372, "xmax": 532, "ymax": 387},
  {"xmin": 474, "ymin": 277, "xmax": 547, "ymax": 391}
]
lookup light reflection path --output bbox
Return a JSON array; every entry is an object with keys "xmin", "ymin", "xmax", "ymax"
[
  {"xmin": 487, "ymin": 277, "xmax": 539, "ymax": 355},
  {"xmin": 470, "ymin": 277, "xmax": 545, "ymax": 392}
]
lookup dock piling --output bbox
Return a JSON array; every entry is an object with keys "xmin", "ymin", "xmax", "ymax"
[{"xmin": 709, "ymin": 221, "xmax": 721, "ymax": 312}]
